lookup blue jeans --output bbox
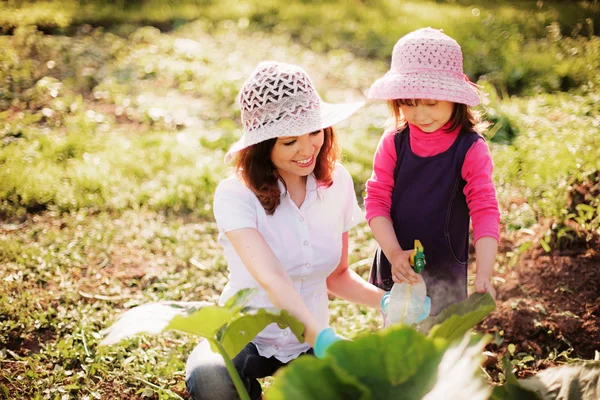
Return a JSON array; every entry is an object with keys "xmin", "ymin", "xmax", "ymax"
[{"xmin": 185, "ymin": 339, "xmax": 313, "ymax": 400}]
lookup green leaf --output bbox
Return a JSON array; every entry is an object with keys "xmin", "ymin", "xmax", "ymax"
[
  {"xmin": 576, "ymin": 204, "xmax": 595, "ymax": 213},
  {"xmin": 268, "ymin": 328, "xmax": 493, "ymax": 400},
  {"xmin": 490, "ymin": 356, "xmax": 543, "ymax": 400},
  {"xmin": 426, "ymin": 293, "xmax": 496, "ymax": 342},
  {"xmin": 266, "ymin": 356, "xmax": 370, "ymax": 400},
  {"xmin": 519, "ymin": 361, "xmax": 600, "ymax": 400},
  {"xmin": 326, "ymin": 327, "xmax": 445, "ymax": 399},
  {"xmin": 218, "ymin": 308, "xmax": 305, "ymax": 358},
  {"xmin": 166, "ymin": 305, "xmax": 235, "ymax": 337},
  {"xmin": 539, "ymin": 238, "xmax": 551, "ymax": 253},
  {"xmin": 223, "ymin": 288, "xmax": 256, "ymax": 312},
  {"xmin": 518, "ymin": 241, "xmax": 533, "ymax": 253},
  {"xmin": 422, "ymin": 334, "xmax": 492, "ymax": 400}
]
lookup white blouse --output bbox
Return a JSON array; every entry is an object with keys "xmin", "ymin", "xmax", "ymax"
[{"xmin": 213, "ymin": 163, "xmax": 364, "ymax": 362}]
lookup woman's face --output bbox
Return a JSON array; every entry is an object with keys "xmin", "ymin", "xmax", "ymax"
[
  {"xmin": 271, "ymin": 129, "xmax": 324, "ymax": 182},
  {"xmin": 399, "ymin": 99, "xmax": 454, "ymax": 132}
]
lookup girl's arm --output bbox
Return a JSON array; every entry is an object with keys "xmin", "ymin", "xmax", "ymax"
[
  {"xmin": 369, "ymin": 216, "xmax": 421, "ymax": 285},
  {"xmin": 326, "ymin": 232, "xmax": 386, "ymax": 308},
  {"xmin": 364, "ymin": 130, "xmax": 397, "ymax": 223},
  {"xmin": 463, "ymin": 139, "xmax": 500, "ymax": 298},
  {"xmin": 462, "ymin": 139, "xmax": 500, "ymax": 243},
  {"xmin": 474, "ymin": 236, "xmax": 497, "ymax": 298},
  {"xmin": 365, "ymin": 132, "xmax": 421, "ymax": 285},
  {"xmin": 225, "ymin": 227, "xmax": 325, "ymax": 347}
]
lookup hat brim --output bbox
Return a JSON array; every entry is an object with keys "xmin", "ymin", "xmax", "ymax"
[
  {"xmin": 224, "ymin": 100, "xmax": 363, "ymax": 164},
  {"xmin": 367, "ymin": 71, "xmax": 480, "ymax": 107}
]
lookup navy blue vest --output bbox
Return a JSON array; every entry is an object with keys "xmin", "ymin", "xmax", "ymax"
[{"xmin": 369, "ymin": 126, "xmax": 482, "ymax": 315}]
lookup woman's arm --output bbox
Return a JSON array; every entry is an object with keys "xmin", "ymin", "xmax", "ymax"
[
  {"xmin": 225, "ymin": 227, "xmax": 325, "ymax": 347},
  {"xmin": 326, "ymin": 232, "xmax": 386, "ymax": 308}
]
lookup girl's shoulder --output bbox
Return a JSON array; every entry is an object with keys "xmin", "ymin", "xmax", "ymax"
[
  {"xmin": 461, "ymin": 126, "xmax": 485, "ymax": 139},
  {"xmin": 385, "ymin": 126, "xmax": 407, "ymax": 137}
]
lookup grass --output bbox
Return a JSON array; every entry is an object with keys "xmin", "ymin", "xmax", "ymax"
[
  {"xmin": 1, "ymin": 0, "xmax": 599, "ymax": 95},
  {"xmin": 1, "ymin": 1, "xmax": 599, "ymax": 398}
]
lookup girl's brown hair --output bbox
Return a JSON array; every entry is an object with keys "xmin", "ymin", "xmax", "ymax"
[
  {"xmin": 233, "ymin": 127, "xmax": 339, "ymax": 215},
  {"xmin": 387, "ymin": 99, "xmax": 487, "ymax": 133}
]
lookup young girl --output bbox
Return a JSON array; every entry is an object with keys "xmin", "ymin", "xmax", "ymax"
[
  {"xmin": 365, "ymin": 28, "xmax": 500, "ymax": 316},
  {"xmin": 186, "ymin": 61, "xmax": 387, "ymax": 400}
]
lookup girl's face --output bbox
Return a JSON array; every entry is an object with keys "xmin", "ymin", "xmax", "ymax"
[
  {"xmin": 271, "ymin": 129, "xmax": 324, "ymax": 182},
  {"xmin": 399, "ymin": 99, "xmax": 455, "ymax": 133}
]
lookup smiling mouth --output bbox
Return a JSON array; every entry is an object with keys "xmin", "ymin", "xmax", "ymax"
[{"xmin": 293, "ymin": 155, "xmax": 315, "ymax": 167}]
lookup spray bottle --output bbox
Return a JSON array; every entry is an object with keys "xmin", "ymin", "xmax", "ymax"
[{"xmin": 385, "ymin": 240, "xmax": 429, "ymax": 327}]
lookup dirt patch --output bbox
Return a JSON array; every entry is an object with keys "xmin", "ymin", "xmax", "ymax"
[
  {"xmin": 5, "ymin": 329, "xmax": 56, "ymax": 357},
  {"xmin": 478, "ymin": 241, "xmax": 600, "ymax": 379}
]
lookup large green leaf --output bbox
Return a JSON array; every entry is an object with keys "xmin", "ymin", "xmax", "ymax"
[
  {"xmin": 266, "ymin": 356, "xmax": 370, "ymax": 400},
  {"xmin": 327, "ymin": 327, "xmax": 446, "ymax": 399},
  {"xmin": 165, "ymin": 290, "xmax": 256, "ymax": 338},
  {"xmin": 426, "ymin": 293, "xmax": 496, "ymax": 342},
  {"xmin": 218, "ymin": 308, "xmax": 305, "ymax": 358},
  {"xmin": 267, "ymin": 327, "xmax": 492, "ymax": 400},
  {"xmin": 520, "ymin": 361, "xmax": 600, "ymax": 400},
  {"xmin": 422, "ymin": 334, "xmax": 492, "ymax": 400},
  {"xmin": 102, "ymin": 289, "xmax": 305, "ymax": 360},
  {"xmin": 492, "ymin": 359, "xmax": 600, "ymax": 400},
  {"xmin": 166, "ymin": 305, "xmax": 235, "ymax": 337},
  {"xmin": 99, "ymin": 301, "xmax": 213, "ymax": 345},
  {"xmin": 223, "ymin": 288, "xmax": 257, "ymax": 312}
]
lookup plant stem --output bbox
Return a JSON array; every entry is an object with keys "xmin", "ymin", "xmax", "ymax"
[{"xmin": 211, "ymin": 338, "xmax": 251, "ymax": 400}]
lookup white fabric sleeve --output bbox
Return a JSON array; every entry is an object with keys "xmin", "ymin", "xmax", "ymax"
[
  {"xmin": 336, "ymin": 163, "xmax": 365, "ymax": 232},
  {"xmin": 213, "ymin": 177, "xmax": 258, "ymax": 234}
]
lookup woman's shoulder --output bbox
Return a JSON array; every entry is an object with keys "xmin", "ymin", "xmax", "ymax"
[
  {"xmin": 215, "ymin": 174, "xmax": 254, "ymax": 201},
  {"xmin": 326, "ymin": 163, "xmax": 355, "ymax": 192},
  {"xmin": 332, "ymin": 162, "xmax": 352, "ymax": 181}
]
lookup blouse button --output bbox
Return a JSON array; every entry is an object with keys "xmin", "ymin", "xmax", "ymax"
[
  {"xmin": 283, "ymin": 331, "xmax": 288, "ymax": 336},
  {"xmin": 305, "ymin": 263, "xmax": 310, "ymax": 268},
  {"xmin": 303, "ymin": 240, "xmax": 308, "ymax": 246},
  {"xmin": 299, "ymin": 216, "xmax": 304, "ymax": 222}
]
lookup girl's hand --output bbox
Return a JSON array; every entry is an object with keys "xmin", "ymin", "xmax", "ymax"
[
  {"xmin": 390, "ymin": 249, "xmax": 421, "ymax": 285},
  {"xmin": 474, "ymin": 276, "xmax": 496, "ymax": 299}
]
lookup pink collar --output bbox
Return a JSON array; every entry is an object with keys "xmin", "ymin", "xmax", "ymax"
[{"xmin": 408, "ymin": 122, "xmax": 462, "ymax": 157}]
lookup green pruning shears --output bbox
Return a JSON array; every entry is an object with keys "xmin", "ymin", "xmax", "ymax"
[{"xmin": 409, "ymin": 239, "xmax": 425, "ymax": 273}]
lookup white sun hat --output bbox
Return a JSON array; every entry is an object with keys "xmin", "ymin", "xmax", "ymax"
[{"xmin": 224, "ymin": 61, "xmax": 364, "ymax": 163}]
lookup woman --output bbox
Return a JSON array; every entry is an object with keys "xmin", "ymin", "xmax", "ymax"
[{"xmin": 185, "ymin": 61, "xmax": 387, "ymax": 400}]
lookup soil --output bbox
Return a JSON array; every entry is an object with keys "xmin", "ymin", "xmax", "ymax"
[{"xmin": 478, "ymin": 239, "xmax": 600, "ymax": 380}]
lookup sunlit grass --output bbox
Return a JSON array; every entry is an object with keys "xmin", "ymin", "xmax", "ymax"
[
  {"xmin": 2, "ymin": 0, "xmax": 599, "ymax": 95},
  {"xmin": 1, "ymin": 3, "xmax": 599, "ymax": 398}
]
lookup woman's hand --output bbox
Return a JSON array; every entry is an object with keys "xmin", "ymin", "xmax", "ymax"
[
  {"xmin": 314, "ymin": 327, "xmax": 346, "ymax": 358},
  {"xmin": 389, "ymin": 248, "xmax": 421, "ymax": 285}
]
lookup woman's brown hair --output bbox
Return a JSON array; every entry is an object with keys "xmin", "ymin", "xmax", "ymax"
[
  {"xmin": 387, "ymin": 99, "xmax": 487, "ymax": 133},
  {"xmin": 233, "ymin": 127, "xmax": 339, "ymax": 215}
]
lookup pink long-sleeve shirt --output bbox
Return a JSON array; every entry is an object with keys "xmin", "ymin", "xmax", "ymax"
[{"xmin": 365, "ymin": 123, "xmax": 500, "ymax": 244}]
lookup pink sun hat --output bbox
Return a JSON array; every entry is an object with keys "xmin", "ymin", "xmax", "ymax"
[
  {"xmin": 368, "ymin": 27, "xmax": 481, "ymax": 106},
  {"xmin": 224, "ymin": 61, "xmax": 364, "ymax": 163}
]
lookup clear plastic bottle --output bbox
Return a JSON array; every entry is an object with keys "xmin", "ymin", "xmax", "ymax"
[
  {"xmin": 385, "ymin": 279, "xmax": 427, "ymax": 327},
  {"xmin": 384, "ymin": 239, "xmax": 429, "ymax": 327}
]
